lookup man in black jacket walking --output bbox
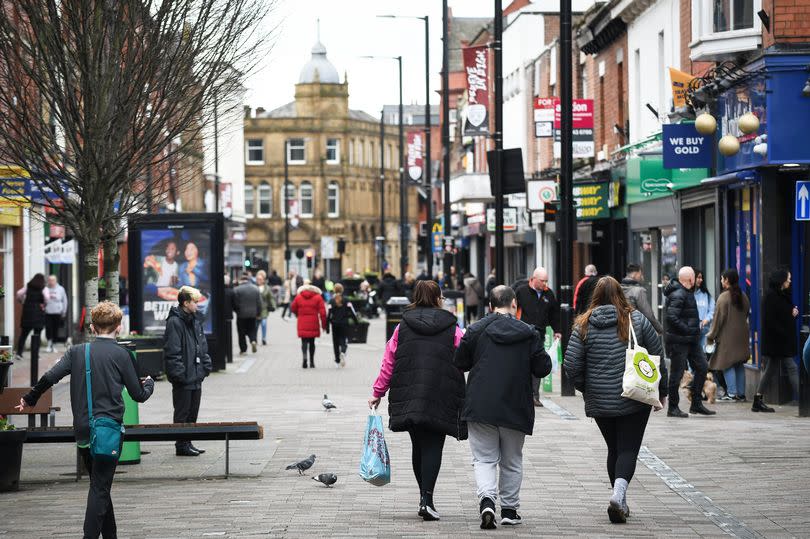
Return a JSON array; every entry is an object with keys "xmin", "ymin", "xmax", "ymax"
[
  {"xmin": 164, "ymin": 286, "xmax": 213, "ymax": 456},
  {"xmin": 664, "ymin": 266, "xmax": 715, "ymax": 417},
  {"xmin": 233, "ymin": 273, "xmax": 262, "ymax": 354},
  {"xmin": 455, "ymin": 286, "xmax": 551, "ymax": 529},
  {"xmin": 515, "ymin": 267, "xmax": 560, "ymax": 406}
]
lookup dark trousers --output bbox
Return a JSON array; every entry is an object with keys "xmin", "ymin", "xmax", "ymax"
[
  {"xmin": 45, "ymin": 314, "xmax": 63, "ymax": 342},
  {"xmin": 667, "ymin": 340, "xmax": 708, "ymax": 409},
  {"xmin": 172, "ymin": 386, "xmax": 202, "ymax": 448},
  {"xmin": 332, "ymin": 326, "xmax": 348, "ymax": 362},
  {"xmin": 79, "ymin": 447, "xmax": 118, "ymax": 539},
  {"xmin": 758, "ymin": 355, "xmax": 800, "ymax": 398},
  {"xmin": 16, "ymin": 326, "xmax": 42, "ymax": 357},
  {"xmin": 301, "ymin": 337, "xmax": 315, "ymax": 363},
  {"xmin": 236, "ymin": 317, "xmax": 257, "ymax": 353},
  {"xmin": 594, "ymin": 408, "xmax": 651, "ymax": 486},
  {"xmin": 408, "ymin": 428, "xmax": 446, "ymax": 498}
]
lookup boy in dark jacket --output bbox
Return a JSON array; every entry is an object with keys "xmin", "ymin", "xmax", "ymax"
[
  {"xmin": 164, "ymin": 286, "xmax": 213, "ymax": 456},
  {"xmin": 454, "ymin": 285, "xmax": 551, "ymax": 529},
  {"xmin": 327, "ymin": 292, "xmax": 358, "ymax": 367}
]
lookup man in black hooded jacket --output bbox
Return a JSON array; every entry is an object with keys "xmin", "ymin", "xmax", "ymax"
[{"xmin": 454, "ymin": 285, "xmax": 551, "ymax": 529}]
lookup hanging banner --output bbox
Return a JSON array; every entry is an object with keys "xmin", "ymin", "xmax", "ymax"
[
  {"xmin": 463, "ymin": 45, "xmax": 490, "ymax": 136},
  {"xmin": 406, "ymin": 131, "xmax": 424, "ymax": 182},
  {"xmin": 669, "ymin": 67, "xmax": 695, "ymax": 108}
]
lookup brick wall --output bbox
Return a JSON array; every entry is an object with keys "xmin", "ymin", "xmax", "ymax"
[
  {"xmin": 764, "ymin": 0, "xmax": 810, "ymax": 47},
  {"xmin": 583, "ymin": 35, "xmax": 629, "ymax": 158}
]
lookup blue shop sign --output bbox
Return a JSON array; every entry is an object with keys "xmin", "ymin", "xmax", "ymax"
[{"xmin": 663, "ymin": 124, "xmax": 712, "ymax": 169}]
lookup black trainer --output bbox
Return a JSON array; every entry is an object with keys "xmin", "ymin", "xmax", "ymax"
[
  {"xmin": 689, "ymin": 403, "xmax": 717, "ymax": 415},
  {"xmin": 189, "ymin": 444, "xmax": 205, "ymax": 454},
  {"xmin": 480, "ymin": 497, "xmax": 497, "ymax": 530},
  {"xmin": 419, "ymin": 494, "xmax": 440, "ymax": 521},
  {"xmin": 501, "ymin": 508, "xmax": 522, "ymax": 526},
  {"xmin": 667, "ymin": 407, "xmax": 689, "ymax": 418},
  {"xmin": 175, "ymin": 445, "xmax": 200, "ymax": 457}
]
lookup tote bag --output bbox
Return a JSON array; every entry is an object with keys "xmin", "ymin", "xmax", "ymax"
[{"xmin": 620, "ymin": 316, "xmax": 662, "ymax": 408}]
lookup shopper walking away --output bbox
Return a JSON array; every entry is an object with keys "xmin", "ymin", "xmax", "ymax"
[
  {"xmin": 706, "ymin": 269, "xmax": 750, "ymax": 402},
  {"xmin": 256, "ymin": 270, "xmax": 276, "ymax": 346},
  {"xmin": 664, "ymin": 266, "xmax": 716, "ymax": 417},
  {"xmin": 368, "ymin": 280, "xmax": 467, "ymax": 521},
  {"xmin": 223, "ymin": 274, "xmax": 235, "ymax": 364},
  {"xmin": 44, "ymin": 275, "xmax": 68, "ymax": 352},
  {"xmin": 403, "ymin": 272, "xmax": 416, "ymax": 301},
  {"xmin": 694, "ymin": 269, "xmax": 715, "ymax": 351},
  {"xmin": 515, "ymin": 267, "xmax": 560, "ymax": 407},
  {"xmin": 755, "ymin": 269, "xmax": 800, "ymax": 411},
  {"xmin": 164, "ymin": 287, "xmax": 213, "ymax": 456},
  {"xmin": 454, "ymin": 285, "xmax": 551, "ymax": 529},
  {"xmin": 17, "ymin": 302, "xmax": 154, "ymax": 538},
  {"xmin": 327, "ymin": 292, "xmax": 357, "ymax": 367},
  {"xmin": 281, "ymin": 271, "xmax": 303, "ymax": 321},
  {"xmin": 573, "ymin": 264, "xmax": 599, "ymax": 315},
  {"xmin": 463, "ymin": 273, "xmax": 485, "ymax": 325},
  {"xmin": 378, "ymin": 271, "xmax": 404, "ymax": 305},
  {"xmin": 620, "ymin": 264, "xmax": 663, "ymax": 334},
  {"xmin": 563, "ymin": 276, "xmax": 667, "ymax": 524},
  {"xmin": 15, "ymin": 273, "xmax": 50, "ymax": 361},
  {"xmin": 233, "ymin": 273, "xmax": 262, "ymax": 355},
  {"xmin": 291, "ymin": 283, "xmax": 327, "ymax": 368}
]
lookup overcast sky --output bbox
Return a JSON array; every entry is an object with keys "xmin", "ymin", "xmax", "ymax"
[{"xmin": 245, "ymin": 0, "xmax": 495, "ymax": 117}]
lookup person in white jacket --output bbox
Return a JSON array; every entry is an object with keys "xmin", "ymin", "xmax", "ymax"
[{"xmin": 45, "ymin": 275, "xmax": 68, "ymax": 352}]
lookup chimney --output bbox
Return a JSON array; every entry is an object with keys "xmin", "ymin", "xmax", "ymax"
[
  {"xmin": 243, "ymin": 105, "xmax": 251, "ymax": 119},
  {"xmin": 256, "ymin": 107, "xmax": 266, "ymax": 117}
]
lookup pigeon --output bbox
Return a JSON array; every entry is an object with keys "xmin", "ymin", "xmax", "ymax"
[
  {"xmin": 286, "ymin": 454, "xmax": 316, "ymax": 475},
  {"xmin": 322, "ymin": 394, "xmax": 337, "ymax": 412},
  {"xmin": 312, "ymin": 473, "xmax": 338, "ymax": 487}
]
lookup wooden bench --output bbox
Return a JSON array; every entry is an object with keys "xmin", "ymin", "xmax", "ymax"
[
  {"xmin": 24, "ymin": 421, "xmax": 264, "ymax": 478},
  {"xmin": 0, "ymin": 388, "xmax": 60, "ymax": 427}
]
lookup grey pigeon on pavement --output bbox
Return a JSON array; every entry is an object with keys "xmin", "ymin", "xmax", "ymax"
[
  {"xmin": 312, "ymin": 473, "xmax": 338, "ymax": 487},
  {"xmin": 322, "ymin": 394, "xmax": 336, "ymax": 412},
  {"xmin": 286, "ymin": 454, "xmax": 316, "ymax": 475}
]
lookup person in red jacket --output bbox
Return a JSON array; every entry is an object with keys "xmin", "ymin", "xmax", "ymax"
[{"xmin": 291, "ymin": 283, "xmax": 327, "ymax": 368}]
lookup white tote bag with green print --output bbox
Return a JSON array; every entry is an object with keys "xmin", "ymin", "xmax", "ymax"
[{"xmin": 621, "ymin": 315, "xmax": 662, "ymax": 408}]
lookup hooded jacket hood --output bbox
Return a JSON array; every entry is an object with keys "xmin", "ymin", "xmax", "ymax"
[
  {"xmin": 402, "ymin": 306, "xmax": 457, "ymax": 336},
  {"xmin": 484, "ymin": 314, "xmax": 537, "ymax": 344},
  {"xmin": 297, "ymin": 284, "xmax": 322, "ymax": 298},
  {"xmin": 587, "ymin": 305, "xmax": 620, "ymax": 329},
  {"xmin": 168, "ymin": 305, "xmax": 198, "ymax": 325},
  {"xmin": 664, "ymin": 280, "xmax": 685, "ymax": 297}
]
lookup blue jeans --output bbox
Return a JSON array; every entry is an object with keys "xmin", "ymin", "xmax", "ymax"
[
  {"xmin": 258, "ymin": 317, "xmax": 267, "ymax": 341},
  {"xmin": 723, "ymin": 363, "xmax": 746, "ymax": 397}
]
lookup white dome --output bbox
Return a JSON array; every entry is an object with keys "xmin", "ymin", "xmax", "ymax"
[{"xmin": 298, "ymin": 40, "xmax": 340, "ymax": 84}]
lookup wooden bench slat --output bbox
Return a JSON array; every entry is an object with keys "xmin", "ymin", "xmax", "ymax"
[
  {"xmin": 0, "ymin": 388, "xmax": 54, "ymax": 415},
  {"xmin": 24, "ymin": 422, "xmax": 264, "ymax": 443}
]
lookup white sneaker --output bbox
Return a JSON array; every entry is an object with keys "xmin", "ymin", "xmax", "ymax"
[
  {"xmin": 46, "ymin": 341, "xmax": 54, "ymax": 353},
  {"xmin": 339, "ymin": 352, "xmax": 346, "ymax": 367}
]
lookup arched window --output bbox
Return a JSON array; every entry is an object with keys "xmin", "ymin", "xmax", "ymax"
[
  {"xmin": 300, "ymin": 181, "xmax": 313, "ymax": 217},
  {"xmin": 281, "ymin": 183, "xmax": 296, "ymax": 217},
  {"xmin": 244, "ymin": 184, "xmax": 255, "ymax": 217},
  {"xmin": 349, "ymin": 140, "xmax": 354, "ymax": 165},
  {"xmin": 357, "ymin": 141, "xmax": 363, "ymax": 166},
  {"xmin": 257, "ymin": 182, "xmax": 272, "ymax": 217},
  {"xmin": 327, "ymin": 181, "xmax": 339, "ymax": 217}
]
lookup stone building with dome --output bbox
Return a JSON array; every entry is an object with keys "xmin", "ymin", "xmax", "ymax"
[{"xmin": 243, "ymin": 37, "xmax": 418, "ymax": 280}]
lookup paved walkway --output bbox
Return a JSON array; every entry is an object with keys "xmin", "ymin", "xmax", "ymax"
[{"xmin": 4, "ymin": 315, "xmax": 810, "ymax": 538}]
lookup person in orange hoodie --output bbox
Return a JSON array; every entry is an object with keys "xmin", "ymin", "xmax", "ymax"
[{"xmin": 291, "ymin": 283, "xmax": 327, "ymax": 368}]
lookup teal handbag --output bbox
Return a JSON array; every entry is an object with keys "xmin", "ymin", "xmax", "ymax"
[{"xmin": 85, "ymin": 344, "xmax": 124, "ymax": 461}]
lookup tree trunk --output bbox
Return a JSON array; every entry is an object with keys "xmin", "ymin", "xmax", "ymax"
[
  {"xmin": 103, "ymin": 237, "xmax": 120, "ymax": 306},
  {"xmin": 82, "ymin": 239, "xmax": 100, "ymax": 334}
]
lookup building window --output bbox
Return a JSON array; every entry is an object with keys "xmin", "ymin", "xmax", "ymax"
[
  {"xmin": 357, "ymin": 141, "xmax": 363, "ymax": 167},
  {"xmin": 367, "ymin": 141, "xmax": 373, "ymax": 167},
  {"xmin": 300, "ymin": 181, "xmax": 313, "ymax": 217},
  {"xmin": 246, "ymin": 139, "xmax": 264, "ymax": 165},
  {"xmin": 326, "ymin": 138, "xmax": 340, "ymax": 164},
  {"xmin": 327, "ymin": 181, "xmax": 339, "ymax": 217},
  {"xmin": 281, "ymin": 183, "xmax": 297, "ymax": 217},
  {"xmin": 257, "ymin": 182, "xmax": 272, "ymax": 217},
  {"xmin": 287, "ymin": 138, "xmax": 305, "ymax": 164},
  {"xmin": 349, "ymin": 140, "xmax": 354, "ymax": 165},
  {"xmin": 244, "ymin": 184, "xmax": 255, "ymax": 216},
  {"xmin": 712, "ymin": 0, "xmax": 754, "ymax": 33},
  {"xmin": 386, "ymin": 144, "xmax": 391, "ymax": 169}
]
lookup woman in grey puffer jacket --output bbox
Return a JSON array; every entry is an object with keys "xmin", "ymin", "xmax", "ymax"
[{"xmin": 564, "ymin": 276, "xmax": 666, "ymax": 525}]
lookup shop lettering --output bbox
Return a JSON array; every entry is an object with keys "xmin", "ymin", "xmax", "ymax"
[{"xmin": 668, "ymin": 136, "xmax": 705, "ymax": 154}]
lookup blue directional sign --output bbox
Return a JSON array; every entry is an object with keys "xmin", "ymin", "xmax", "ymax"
[{"xmin": 797, "ymin": 181, "xmax": 810, "ymax": 221}]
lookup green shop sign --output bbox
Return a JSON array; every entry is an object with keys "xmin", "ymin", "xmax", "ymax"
[
  {"xmin": 626, "ymin": 157, "xmax": 708, "ymax": 205},
  {"xmin": 573, "ymin": 182, "xmax": 610, "ymax": 220}
]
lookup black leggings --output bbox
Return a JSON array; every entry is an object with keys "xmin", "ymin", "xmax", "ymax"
[
  {"xmin": 594, "ymin": 408, "xmax": 651, "ymax": 486},
  {"xmin": 301, "ymin": 338, "xmax": 315, "ymax": 361},
  {"xmin": 408, "ymin": 428, "xmax": 446, "ymax": 497},
  {"xmin": 332, "ymin": 326, "xmax": 348, "ymax": 362}
]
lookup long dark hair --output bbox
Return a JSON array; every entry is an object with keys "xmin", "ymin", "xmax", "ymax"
[
  {"xmin": 575, "ymin": 276, "xmax": 633, "ymax": 341},
  {"xmin": 694, "ymin": 269, "xmax": 711, "ymax": 297},
  {"xmin": 721, "ymin": 268, "xmax": 744, "ymax": 310},
  {"xmin": 408, "ymin": 280, "xmax": 442, "ymax": 309},
  {"xmin": 26, "ymin": 273, "xmax": 46, "ymax": 292},
  {"xmin": 768, "ymin": 269, "xmax": 790, "ymax": 293}
]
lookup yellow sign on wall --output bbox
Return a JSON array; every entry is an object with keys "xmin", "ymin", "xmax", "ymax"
[
  {"xmin": 0, "ymin": 206, "xmax": 21, "ymax": 226},
  {"xmin": 669, "ymin": 67, "xmax": 695, "ymax": 108}
]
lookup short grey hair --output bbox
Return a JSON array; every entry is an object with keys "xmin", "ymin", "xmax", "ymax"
[
  {"xmin": 489, "ymin": 285, "xmax": 516, "ymax": 309},
  {"xmin": 584, "ymin": 264, "xmax": 597, "ymax": 276}
]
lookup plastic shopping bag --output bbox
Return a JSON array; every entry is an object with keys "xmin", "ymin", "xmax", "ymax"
[
  {"xmin": 359, "ymin": 412, "xmax": 391, "ymax": 486},
  {"xmin": 621, "ymin": 315, "xmax": 662, "ymax": 408},
  {"xmin": 548, "ymin": 337, "xmax": 561, "ymax": 374}
]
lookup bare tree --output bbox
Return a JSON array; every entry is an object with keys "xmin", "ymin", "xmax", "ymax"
[{"xmin": 0, "ymin": 0, "xmax": 274, "ymax": 324}]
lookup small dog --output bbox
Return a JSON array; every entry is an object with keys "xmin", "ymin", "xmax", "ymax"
[{"xmin": 680, "ymin": 371, "xmax": 717, "ymax": 404}]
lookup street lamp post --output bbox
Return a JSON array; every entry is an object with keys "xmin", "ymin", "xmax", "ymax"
[
  {"xmin": 442, "ymin": 0, "xmax": 452, "ymax": 282},
  {"xmin": 379, "ymin": 108, "xmax": 385, "ymax": 274},
  {"xmin": 493, "ymin": 0, "xmax": 505, "ymax": 286},
  {"xmin": 214, "ymin": 94, "xmax": 220, "ymax": 213}
]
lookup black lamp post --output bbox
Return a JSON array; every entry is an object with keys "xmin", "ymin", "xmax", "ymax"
[
  {"xmin": 379, "ymin": 107, "xmax": 386, "ymax": 274},
  {"xmin": 441, "ymin": 0, "xmax": 452, "ymax": 282},
  {"xmin": 493, "ymin": 0, "xmax": 504, "ymax": 286}
]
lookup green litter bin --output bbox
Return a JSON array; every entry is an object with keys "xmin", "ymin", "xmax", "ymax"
[{"xmin": 118, "ymin": 342, "xmax": 141, "ymax": 465}]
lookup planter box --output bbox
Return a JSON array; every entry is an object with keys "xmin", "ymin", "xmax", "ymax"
[
  {"xmin": 347, "ymin": 322, "xmax": 369, "ymax": 344},
  {"xmin": 0, "ymin": 362, "xmax": 12, "ymax": 393},
  {"xmin": 0, "ymin": 429, "xmax": 27, "ymax": 491}
]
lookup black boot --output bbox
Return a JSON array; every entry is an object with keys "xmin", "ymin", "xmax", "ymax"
[
  {"xmin": 302, "ymin": 357, "xmax": 308, "ymax": 369},
  {"xmin": 689, "ymin": 402, "xmax": 717, "ymax": 415},
  {"xmin": 176, "ymin": 443, "xmax": 200, "ymax": 457},
  {"xmin": 751, "ymin": 394, "xmax": 775, "ymax": 413}
]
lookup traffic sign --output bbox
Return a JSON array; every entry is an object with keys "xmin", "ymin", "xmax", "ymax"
[
  {"xmin": 527, "ymin": 180, "xmax": 557, "ymax": 210},
  {"xmin": 431, "ymin": 223, "xmax": 443, "ymax": 254},
  {"xmin": 797, "ymin": 181, "xmax": 810, "ymax": 221}
]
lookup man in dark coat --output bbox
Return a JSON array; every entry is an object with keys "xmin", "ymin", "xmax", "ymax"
[
  {"xmin": 573, "ymin": 264, "xmax": 599, "ymax": 314},
  {"xmin": 378, "ymin": 272, "xmax": 404, "ymax": 305},
  {"xmin": 164, "ymin": 287, "xmax": 213, "ymax": 456},
  {"xmin": 233, "ymin": 273, "xmax": 262, "ymax": 354},
  {"xmin": 515, "ymin": 267, "xmax": 560, "ymax": 406},
  {"xmin": 454, "ymin": 285, "xmax": 551, "ymax": 529},
  {"xmin": 664, "ymin": 266, "xmax": 715, "ymax": 417}
]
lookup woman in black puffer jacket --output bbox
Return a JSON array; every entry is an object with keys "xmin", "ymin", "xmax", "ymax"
[
  {"xmin": 564, "ymin": 276, "xmax": 666, "ymax": 525},
  {"xmin": 16, "ymin": 273, "xmax": 49, "ymax": 360}
]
